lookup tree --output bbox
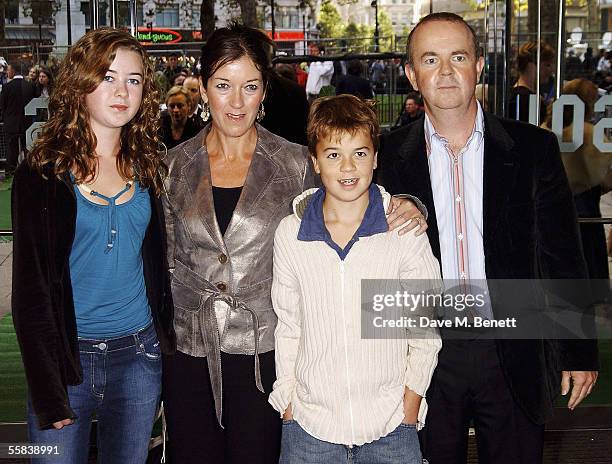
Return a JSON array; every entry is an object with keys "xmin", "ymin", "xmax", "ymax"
[
  {"xmin": 377, "ymin": 9, "xmax": 394, "ymax": 52},
  {"xmin": 528, "ymin": 0, "xmax": 556, "ymax": 43},
  {"xmin": 318, "ymin": 0, "xmax": 345, "ymax": 39},
  {"xmin": 0, "ymin": 0, "xmax": 5, "ymax": 45},
  {"xmin": 587, "ymin": 0, "xmax": 599, "ymax": 36},
  {"xmin": 344, "ymin": 22, "xmax": 371, "ymax": 53},
  {"xmin": 235, "ymin": 0, "xmax": 257, "ymax": 26},
  {"xmin": 200, "ymin": 0, "xmax": 215, "ymax": 40}
]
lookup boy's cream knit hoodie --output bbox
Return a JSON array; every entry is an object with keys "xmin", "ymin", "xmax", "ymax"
[{"xmin": 269, "ymin": 187, "xmax": 442, "ymax": 446}]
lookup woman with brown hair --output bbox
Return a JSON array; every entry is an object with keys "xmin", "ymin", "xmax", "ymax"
[
  {"xmin": 162, "ymin": 23, "xmax": 426, "ymax": 464},
  {"xmin": 11, "ymin": 28, "xmax": 174, "ymax": 463},
  {"xmin": 35, "ymin": 66, "xmax": 54, "ymax": 98},
  {"xmin": 509, "ymin": 41, "xmax": 555, "ymax": 123}
]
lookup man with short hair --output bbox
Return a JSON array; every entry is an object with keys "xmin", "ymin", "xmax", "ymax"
[
  {"xmin": 394, "ymin": 92, "xmax": 423, "ymax": 128},
  {"xmin": 378, "ymin": 12, "xmax": 598, "ymax": 464},
  {"xmin": 182, "ymin": 76, "xmax": 205, "ymax": 130},
  {"xmin": 0, "ymin": 61, "xmax": 36, "ymax": 176},
  {"xmin": 305, "ymin": 43, "xmax": 333, "ymax": 103},
  {"xmin": 163, "ymin": 53, "xmax": 183, "ymax": 87}
]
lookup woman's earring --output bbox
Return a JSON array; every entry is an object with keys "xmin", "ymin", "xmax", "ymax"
[
  {"xmin": 256, "ymin": 102, "xmax": 265, "ymax": 122},
  {"xmin": 201, "ymin": 102, "xmax": 210, "ymax": 122}
]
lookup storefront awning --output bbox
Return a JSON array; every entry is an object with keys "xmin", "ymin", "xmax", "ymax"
[{"xmin": 5, "ymin": 27, "xmax": 55, "ymax": 41}]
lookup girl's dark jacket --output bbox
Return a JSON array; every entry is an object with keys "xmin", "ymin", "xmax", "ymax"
[{"xmin": 11, "ymin": 162, "xmax": 176, "ymax": 429}]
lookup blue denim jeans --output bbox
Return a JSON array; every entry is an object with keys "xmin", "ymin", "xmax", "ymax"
[
  {"xmin": 28, "ymin": 323, "xmax": 162, "ymax": 464},
  {"xmin": 279, "ymin": 420, "xmax": 423, "ymax": 464}
]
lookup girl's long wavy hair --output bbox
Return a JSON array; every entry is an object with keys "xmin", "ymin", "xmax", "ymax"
[{"xmin": 28, "ymin": 28, "xmax": 166, "ymax": 194}]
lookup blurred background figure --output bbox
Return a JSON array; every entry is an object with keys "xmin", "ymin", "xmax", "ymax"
[
  {"xmin": 33, "ymin": 66, "xmax": 53, "ymax": 122},
  {"xmin": 172, "ymin": 71, "xmax": 188, "ymax": 87},
  {"xmin": 542, "ymin": 78, "xmax": 611, "ymax": 280},
  {"xmin": 369, "ymin": 59, "xmax": 386, "ymax": 94},
  {"xmin": 509, "ymin": 41, "xmax": 555, "ymax": 124},
  {"xmin": 154, "ymin": 70, "xmax": 169, "ymax": 95},
  {"xmin": 182, "ymin": 75, "xmax": 205, "ymax": 130},
  {"xmin": 259, "ymin": 35, "xmax": 309, "ymax": 145},
  {"xmin": 335, "ymin": 59, "xmax": 374, "ymax": 100},
  {"xmin": 160, "ymin": 86, "xmax": 199, "ymax": 149},
  {"xmin": 275, "ymin": 63, "xmax": 297, "ymax": 83},
  {"xmin": 305, "ymin": 43, "xmax": 333, "ymax": 102},
  {"xmin": 583, "ymin": 47, "xmax": 596, "ymax": 76},
  {"xmin": 393, "ymin": 92, "xmax": 423, "ymax": 129},
  {"xmin": 35, "ymin": 67, "xmax": 53, "ymax": 98},
  {"xmin": 164, "ymin": 53, "xmax": 184, "ymax": 88},
  {"xmin": 26, "ymin": 65, "xmax": 39, "ymax": 83},
  {"xmin": 597, "ymin": 49, "xmax": 611, "ymax": 74},
  {"xmin": 295, "ymin": 63, "xmax": 308, "ymax": 88},
  {"xmin": 0, "ymin": 56, "xmax": 8, "ymax": 86},
  {"xmin": 0, "ymin": 61, "xmax": 36, "ymax": 177},
  {"xmin": 564, "ymin": 50, "xmax": 583, "ymax": 81}
]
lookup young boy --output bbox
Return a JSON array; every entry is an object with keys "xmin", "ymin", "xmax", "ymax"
[{"xmin": 269, "ymin": 94, "xmax": 442, "ymax": 463}]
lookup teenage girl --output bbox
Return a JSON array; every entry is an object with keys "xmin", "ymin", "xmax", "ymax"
[{"xmin": 11, "ymin": 28, "xmax": 175, "ymax": 463}]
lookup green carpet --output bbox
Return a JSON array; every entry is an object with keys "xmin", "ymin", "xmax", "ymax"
[
  {"xmin": 0, "ymin": 314, "xmax": 26, "ymax": 422},
  {"xmin": 0, "ymin": 176, "xmax": 11, "ymax": 231},
  {"xmin": 0, "ymin": 313, "xmax": 611, "ymax": 424}
]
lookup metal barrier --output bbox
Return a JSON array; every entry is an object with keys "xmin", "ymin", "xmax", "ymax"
[
  {"xmin": 0, "ymin": 45, "xmax": 35, "ymax": 64},
  {"xmin": 0, "ymin": 123, "xmax": 7, "ymax": 168}
]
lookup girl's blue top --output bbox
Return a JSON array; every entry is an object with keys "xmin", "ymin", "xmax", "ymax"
[{"xmin": 70, "ymin": 179, "xmax": 152, "ymax": 338}]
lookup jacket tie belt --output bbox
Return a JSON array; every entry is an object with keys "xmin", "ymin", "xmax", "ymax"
[
  {"xmin": 199, "ymin": 292, "xmax": 264, "ymax": 428},
  {"xmin": 173, "ymin": 260, "xmax": 264, "ymax": 428}
]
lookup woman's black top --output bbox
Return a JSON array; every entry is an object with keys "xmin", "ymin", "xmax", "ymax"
[{"xmin": 212, "ymin": 186, "xmax": 243, "ymax": 236}]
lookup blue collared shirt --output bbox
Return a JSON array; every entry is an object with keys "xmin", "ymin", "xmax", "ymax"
[{"xmin": 297, "ymin": 183, "xmax": 388, "ymax": 260}]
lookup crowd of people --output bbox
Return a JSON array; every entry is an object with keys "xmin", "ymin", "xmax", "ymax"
[
  {"xmin": 0, "ymin": 63, "xmax": 56, "ymax": 176},
  {"xmin": 2, "ymin": 11, "xmax": 606, "ymax": 464},
  {"xmin": 6, "ymin": 33, "xmax": 611, "ymax": 178}
]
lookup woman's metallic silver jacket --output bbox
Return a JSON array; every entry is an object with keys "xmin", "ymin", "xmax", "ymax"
[{"xmin": 162, "ymin": 124, "xmax": 314, "ymax": 425}]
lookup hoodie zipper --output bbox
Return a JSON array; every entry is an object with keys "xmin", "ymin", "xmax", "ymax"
[{"xmin": 339, "ymin": 259, "xmax": 356, "ymax": 444}]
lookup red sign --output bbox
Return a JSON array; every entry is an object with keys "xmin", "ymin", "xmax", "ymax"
[
  {"xmin": 191, "ymin": 30, "xmax": 303, "ymax": 42},
  {"xmin": 266, "ymin": 31, "xmax": 305, "ymax": 41},
  {"xmin": 137, "ymin": 28, "xmax": 182, "ymax": 45}
]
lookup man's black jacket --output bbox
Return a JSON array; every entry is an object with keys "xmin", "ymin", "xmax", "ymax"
[
  {"xmin": 0, "ymin": 77, "xmax": 36, "ymax": 133},
  {"xmin": 377, "ymin": 112, "xmax": 599, "ymax": 425}
]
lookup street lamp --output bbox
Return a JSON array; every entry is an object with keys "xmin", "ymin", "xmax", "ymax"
[
  {"xmin": 299, "ymin": 0, "xmax": 308, "ymax": 55},
  {"xmin": 371, "ymin": 0, "xmax": 379, "ymax": 52},
  {"xmin": 271, "ymin": 0, "xmax": 276, "ymax": 41},
  {"xmin": 67, "ymin": 0, "xmax": 72, "ymax": 44}
]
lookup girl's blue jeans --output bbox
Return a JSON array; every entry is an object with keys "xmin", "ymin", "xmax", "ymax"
[{"xmin": 28, "ymin": 323, "xmax": 161, "ymax": 464}]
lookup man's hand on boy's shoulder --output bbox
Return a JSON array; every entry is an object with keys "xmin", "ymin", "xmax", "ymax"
[{"xmin": 386, "ymin": 196, "xmax": 428, "ymax": 236}]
